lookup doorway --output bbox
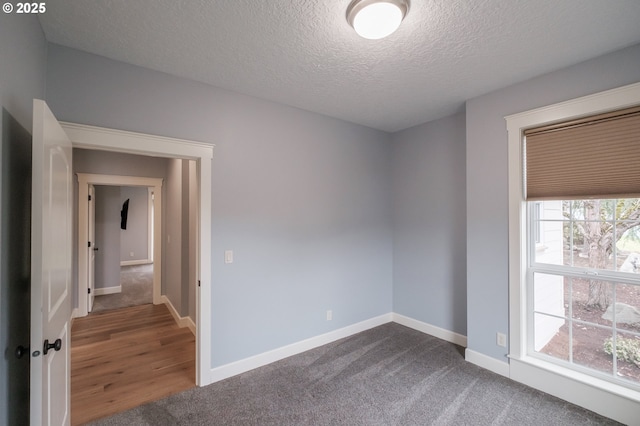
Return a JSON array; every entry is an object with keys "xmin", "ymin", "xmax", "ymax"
[
  {"xmin": 77, "ymin": 174, "xmax": 164, "ymax": 315},
  {"xmin": 74, "ymin": 170, "xmax": 199, "ymax": 424},
  {"xmin": 91, "ymin": 184, "xmax": 156, "ymax": 313},
  {"xmin": 64, "ymin": 121, "xmax": 213, "ymax": 388}
]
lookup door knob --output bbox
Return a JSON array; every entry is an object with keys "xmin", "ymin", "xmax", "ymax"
[
  {"xmin": 15, "ymin": 345, "xmax": 29, "ymax": 359},
  {"xmin": 93, "ymin": 247, "xmax": 99, "ymax": 251},
  {"xmin": 43, "ymin": 338, "xmax": 62, "ymax": 355}
]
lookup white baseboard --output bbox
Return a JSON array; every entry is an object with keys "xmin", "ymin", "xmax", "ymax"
[
  {"xmin": 465, "ymin": 349, "xmax": 510, "ymax": 378},
  {"xmin": 510, "ymin": 357, "xmax": 640, "ymax": 425},
  {"xmin": 121, "ymin": 259, "xmax": 153, "ymax": 266},
  {"xmin": 185, "ymin": 317, "xmax": 196, "ymax": 336},
  {"xmin": 209, "ymin": 313, "xmax": 393, "ymax": 383},
  {"xmin": 94, "ymin": 285, "xmax": 122, "ymax": 296},
  {"xmin": 161, "ymin": 295, "xmax": 196, "ymax": 336},
  {"xmin": 392, "ymin": 313, "xmax": 467, "ymax": 347}
]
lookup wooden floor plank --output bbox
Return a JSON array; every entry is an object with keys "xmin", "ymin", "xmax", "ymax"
[{"xmin": 71, "ymin": 304, "xmax": 195, "ymax": 425}]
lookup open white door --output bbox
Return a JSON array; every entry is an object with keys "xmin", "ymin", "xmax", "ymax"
[
  {"xmin": 30, "ymin": 99, "xmax": 72, "ymax": 426},
  {"xmin": 87, "ymin": 184, "xmax": 95, "ymax": 313}
]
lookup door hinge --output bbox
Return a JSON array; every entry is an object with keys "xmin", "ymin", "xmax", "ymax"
[
  {"xmin": 88, "ymin": 194, "xmax": 92, "ymax": 201},
  {"xmin": 198, "ymin": 280, "xmax": 201, "ymax": 287},
  {"xmin": 88, "ymin": 288, "xmax": 91, "ymax": 294},
  {"xmin": 88, "ymin": 241, "xmax": 91, "ymax": 248}
]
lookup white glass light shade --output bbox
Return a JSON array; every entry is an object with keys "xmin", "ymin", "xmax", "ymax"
[{"xmin": 347, "ymin": 0, "xmax": 409, "ymax": 40}]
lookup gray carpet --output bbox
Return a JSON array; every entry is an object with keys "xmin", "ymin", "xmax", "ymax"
[
  {"xmin": 88, "ymin": 323, "xmax": 620, "ymax": 425},
  {"xmin": 91, "ymin": 264, "xmax": 153, "ymax": 313}
]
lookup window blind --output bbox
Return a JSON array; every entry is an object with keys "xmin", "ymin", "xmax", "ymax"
[{"xmin": 524, "ymin": 106, "xmax": 640, "ymax": 200}]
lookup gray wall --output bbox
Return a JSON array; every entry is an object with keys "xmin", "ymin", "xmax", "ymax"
[
  {"xmin": 120, "ymin": 186, "xmax": 149, "ymax": 262},
  {"xmin": 165, "ymin": 158, "xmax": 183, "ymax": 313},
  {"xmin": 392, "ymin": 111, "xmax": 467, "ymax": 335},
  {"xmin": 94, "ymin": 186, "xmax": 121, "ymax": 290},
  {"xmin": 466, "ymin": 43, "xmax": 640, "ymax": 362},
  {"xmin": 181, "ymin": 160, "xmax": 197, "ymax": 319},
  {"xmin": 188, "ymin": 161, "xmax": 197, "ymax": 321},
  {"xmin": 0, "ymin": 14, "xmax": 46, "ymax": 425},
  {"xmin": 73, "ymin": 148, "xmax": 169, "ymax": 177},
  {"xmin": 162, "ymin": 158, "xmax": 197, "ymax": 319},
  {"xmin": 46, "ymin": 44, "xmax": 393, "ymax": 367},
  {"xmin": 165, "ymin": 159, "xmax": 197, "ymax": 322}
]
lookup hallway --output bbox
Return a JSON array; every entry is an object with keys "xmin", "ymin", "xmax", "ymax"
[{"xmin": 91, "ymin": 264, "xmax": 153, "ymax": 313}]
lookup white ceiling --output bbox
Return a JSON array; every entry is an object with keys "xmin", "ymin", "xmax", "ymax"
[{"xmin": 38, "ymin": 1, "xmax": 640, "ymax": 132}]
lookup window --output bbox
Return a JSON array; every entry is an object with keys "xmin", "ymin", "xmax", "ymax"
[
  {"xmin": 506, "ymin": 82, "xmax": 640, "ymax": 423},
  {"xmin": 529, "ymin": 198, "xmax": 640, "ymax": 389}
]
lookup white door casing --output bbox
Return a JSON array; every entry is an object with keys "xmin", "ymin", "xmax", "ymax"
[
  {"xmin": 88, "ymin": 184, "xmax": 95, "ymax": 313},
  {"xmin": 77, "ymin": 174, "xmax": 163, "ymax": 313},
  {"xmin": 62, "ymin": 122, "xmax": 213, "ymax": 387},
  {"xmin": 31, "ymin": 99, "xmax": 72, "ymax": 426}
]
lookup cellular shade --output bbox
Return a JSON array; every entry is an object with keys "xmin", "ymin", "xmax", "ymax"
[{"xmin": 524, "ymin": 105, "xmax": 640, "ymax": 200}]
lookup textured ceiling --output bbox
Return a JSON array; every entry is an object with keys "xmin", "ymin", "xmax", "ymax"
[{"xmin": 38, "ymin": 1, "xmax": 640, "ymax": 132}]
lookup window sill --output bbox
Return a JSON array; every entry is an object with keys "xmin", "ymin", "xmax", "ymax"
[{"xmin": 509, "ymin": 355, "xmax": 640, "ymax": 424}]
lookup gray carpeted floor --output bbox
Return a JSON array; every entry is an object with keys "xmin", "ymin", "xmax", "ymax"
[
  {"xmin": 89, "ymin": 322, "xmax": 620, "ymax": 425},
  {"xmin": 91, "ymin": 264, "xmax": 153, "ymax": 313}
]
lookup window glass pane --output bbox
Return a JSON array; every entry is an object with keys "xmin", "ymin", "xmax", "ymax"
[
  {"xmin": 540, "ymin": 200, "xmax": 564, "ymax": 220},
  {"xmin": 566, "ymin": 200, "xmax": 615, "ymax": 220},
  {"xmin": 618, "ymin": 243, "xmax": 640, "ymax": 273},
  {"xmin": 564, "ymin": 200, "xmax": 584, "ymax": 221},
  {"xmin": 612, "ymin": 331, "xmax": 640, "ymax": 386},
  {"xmin": 607, "ymin": 283, "xmax": 640, "ymax": 334},
  {"xmin": 562, "ymin": 221, "xmax": 573, "ymax": 266},
  {"xmin": 534, "ymin": 313, "xmax": 568, "ymax": 359},
  {"xmin": 614, "ymin": 198, "xmax": 640, "ymax": 221},
  {"xmin": 568, "ymin": 220, "xmax": 615, "ymax": 270},
  {"xmin": 617, "ymin": 226, "xmax": 640, "ymax": 273},
  {"xmin": 572, "ymin": 324, "xmax": 613, "ymax": 376},
  {"xmin": 600, "ymin": 200, "xmax": 616, "ymax": 220},
  {"xmin": 534, "ymin": 221, "xmax": 565, "ymax": 265},
  {"xmin": 533, "ymin": 273, "xmax": 567, "ymax": 317},
  {"xmin": 532, "ymin": 200, "xmax": 565, "ymax": 265},
  {"xmin": 571, "ymin": 278, "xmax": 612, "ymax": 327}
]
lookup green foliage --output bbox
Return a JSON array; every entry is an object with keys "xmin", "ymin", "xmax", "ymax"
[{"xmin": 603, "ymin": 337, "xmax": 640, "ymax": 368}]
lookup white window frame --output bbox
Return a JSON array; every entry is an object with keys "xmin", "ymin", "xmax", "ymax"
[
  {"xmin": 528, "ymin": 200, "xmax": 640, "ymax": 369},
  {"xmin": 505, "ymin": 82, "xmax": 640, "ymax": 425}
]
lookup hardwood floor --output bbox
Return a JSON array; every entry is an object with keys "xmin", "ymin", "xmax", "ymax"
[{"xmin": 71, "ymin": 304, "xmax": 195, "ymax": 425}]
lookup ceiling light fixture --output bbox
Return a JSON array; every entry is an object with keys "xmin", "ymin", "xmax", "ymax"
[{"xmin": 347, "ymin": 0, "xmax": 409, "ymax": 40}]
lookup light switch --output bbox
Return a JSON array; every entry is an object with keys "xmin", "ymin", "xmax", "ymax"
[{"xmin": 224, "ymin": 250, "xmax": 233, "ymax": 264}]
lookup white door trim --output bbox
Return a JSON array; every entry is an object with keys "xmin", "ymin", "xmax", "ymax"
[
  {"xmin": 77, "ymin": 173, "xmax": 164, "ymax": 313},
  {"xmin": 62, "ymin": 121, "xmax": 214, "ymax": 387}
]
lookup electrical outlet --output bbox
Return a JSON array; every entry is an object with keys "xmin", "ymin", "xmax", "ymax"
[
  {"xmin": 326, "ymin": 310, "xmax": 332, "ymax": 321},
  {"xmin": 130, "ymin": 251, "xmax": 134, "ymax": 257},
  {"xmin": 496, "ymin": 332, "xmax": 507, "ymax": 347}
]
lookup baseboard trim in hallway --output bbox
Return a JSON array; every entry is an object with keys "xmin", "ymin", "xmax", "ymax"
[
  {"xmin": 70, "ymin": 303, "xmax": 195, "ymax": 425},
  {"xmin": 161, "ymin": 295, "xmax": 196, "ymax": 336}
]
